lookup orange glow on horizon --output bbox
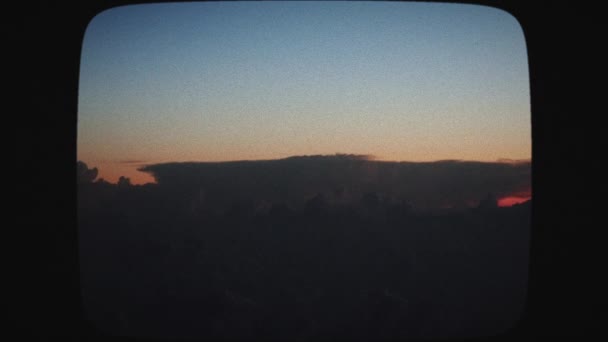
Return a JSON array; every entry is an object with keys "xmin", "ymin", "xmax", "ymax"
[
  {"xmin": 498, "ymin": 196, "xmax": 531, "ymax": 207},
  {"xmin": 88, "ymin": 162, "xmax": 156, "ymax": 185}
]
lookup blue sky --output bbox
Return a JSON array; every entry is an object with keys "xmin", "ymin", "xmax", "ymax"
[{"xmin": 78, "ymin": 1, "xmax": 530, "ymax": 184}]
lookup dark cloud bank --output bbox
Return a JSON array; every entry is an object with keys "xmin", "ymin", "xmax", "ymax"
[
  {"xmin": 138, "ymin": 154, "xmax": 530, "ymax": 212},
  {"xmin": 78, "ymin": 155, "xmax": 530, "ymax": 340}
]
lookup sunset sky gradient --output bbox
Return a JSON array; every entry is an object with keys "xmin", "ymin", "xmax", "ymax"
[{"xmin": 78, "ymin": 1, "xmax": 530, "ymax": 188}]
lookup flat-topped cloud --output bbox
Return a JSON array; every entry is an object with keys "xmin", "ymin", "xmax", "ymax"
[{"xmin": 138, "ymin": 154, "xmax": 530, "ymax": 211}]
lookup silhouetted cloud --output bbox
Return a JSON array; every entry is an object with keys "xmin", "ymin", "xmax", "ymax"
[
  {"xmin": 77, "ymin": 161, "xmax": 98, "ymax": 184},
  {"xmin": 79, "ymin": 157, "xmax": 531, "ymax": 339},
  {"xmin": 117, "ymin": 176, "xmax": 132, "ymax": 187},
  {"xmin": 283, "ymin": 153, "xmax": 375, "ymax": 161},
  {"xmin": 138, "ymin": 155, "xmax": 531, "ymax": 211},
  {"xmin": 504, "ymin": 189, "xmax": 532, "ymax": 198}
]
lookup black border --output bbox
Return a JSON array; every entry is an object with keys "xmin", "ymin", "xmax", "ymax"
[{"xmin": 19, "ymin": 0, "xmax": 600, "ymax": 340}]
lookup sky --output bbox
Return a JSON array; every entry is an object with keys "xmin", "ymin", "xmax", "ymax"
[{"xmin": 78, "ymin": 1, "xmax": 530, "ymax": 185}]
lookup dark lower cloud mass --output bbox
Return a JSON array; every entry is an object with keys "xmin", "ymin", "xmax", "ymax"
[
  {"xmin": 139, "ymin": 154, "xmax": 530, "ymax": 211},
  {"xmin": 79, "ymin": 155, "xmax": 531, "ymax": 340}
]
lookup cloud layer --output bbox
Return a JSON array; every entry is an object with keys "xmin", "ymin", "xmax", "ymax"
[{"xmin": 139, "ymin": 155, "xmax": 530, "ymax": 211}]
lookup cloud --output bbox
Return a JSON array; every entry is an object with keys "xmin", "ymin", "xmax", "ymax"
[
  {"xmin": 138, "ymin": 155, "xmax": 530, "ymax": 211},
  {"xmin": 283, "ymin": 153, "xmax": 375, "ymax": 161},
  {"xmin": 504, "ymin": 189, "xmax": 532, "ymax": 198},
  {"xmin": 77, "ymin": 161, "xmax": 98, "ymax": 184}
]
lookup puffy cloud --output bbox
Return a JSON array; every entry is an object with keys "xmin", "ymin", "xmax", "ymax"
[
  {"xmin": 118, "ymin": 176, "xmax": 132, "ymax": 187},
  {"xmin": 77, "ymin": 161, "xmax": 98, "ymax": 184}
]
